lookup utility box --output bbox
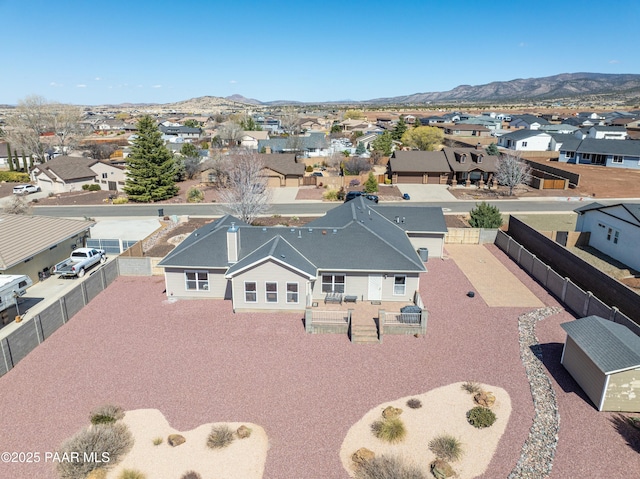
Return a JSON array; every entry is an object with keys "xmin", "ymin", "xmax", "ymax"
[{"xmin": 418, "ymin": 247, "xmax": 429, "ymax": 262}]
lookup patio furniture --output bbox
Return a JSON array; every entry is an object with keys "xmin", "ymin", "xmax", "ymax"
[
  {"xmin": 344, "ymin": 295, "xmax": 358, "ymax": 303},
  {"xmin": 324, "ymin": 292, "xmax": 343, "ymax": 304}
]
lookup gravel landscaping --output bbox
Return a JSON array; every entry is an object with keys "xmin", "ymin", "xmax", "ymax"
[{"xmin": 0, "ymin": 246, "xmax": 638, "ymax": 478}]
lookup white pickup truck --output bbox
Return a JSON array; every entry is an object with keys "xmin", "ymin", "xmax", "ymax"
[{"xmin": 54, "ymin": 248, "xmax": 107, "ymax": 278}]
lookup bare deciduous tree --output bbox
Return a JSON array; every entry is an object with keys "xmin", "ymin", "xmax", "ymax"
[
  {"xmin": 342, "ymin": 157, "xmax": 371, "ymax": 175},
  {"xmin": 279, "ymin": 107, "xmax": 300, "ymax": 134},
  {"xmin": 495, "ymin": 152, "xmax": 531, "ymax": 196},
  {"xmin": 2, "ymin": 95, "xmax": 82, "ymax": 162},
  {"xmin": 219, "ymin": 149, "xmax": 271, "ymax": 223},
  {"xmin": 2, "ymin": 195, "xmax": 32, "ymax": 215},
  {"xmin": 218, "ymin": 122, "xmax": 244, "ymax": 146}
]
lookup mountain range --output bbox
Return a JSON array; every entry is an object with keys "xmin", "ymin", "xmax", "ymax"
[{"xmin": 214, "ymin": 72, "xmax": 640, "ymax": 107}]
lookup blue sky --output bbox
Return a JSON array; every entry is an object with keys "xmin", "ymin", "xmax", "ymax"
[{"xmin": 1, "ymin": 0, "xmax": 639, "ymax": 105}]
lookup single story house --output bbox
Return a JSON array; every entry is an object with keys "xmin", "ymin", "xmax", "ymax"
[
  {"xmin": 157, "ymin": 197, "xmax": 447, "ymax": 311},
  {"xmin": 32, "ymin": 156, "xmax": 98, "ymax": 193},
  {"xmin": 260, "ymin": 153, "xmax": 306, "ymax": 187},
  {"xmin": 561, "ymin": 315, "xmax": 640, "ymax": 412},
  {"xmin": 441, "ymin": 124, "xmax": 492, "ymax": 137},
  {"xmin": 90, "ymin": 160, "xmax": 127, "ymax": 192},
  {"xmin": 159, "ymin": 125, "xmax": 202, "ymax": 142},
  {"xmin": 387, "ymin": 151, "xmax": 451, "ymax": 184},
  {"xmin": 0, "ymin": 213, "xmax": 95, "ymax": 284},
  {"xmin": 574, "ymin": 202, "xmax": 640, "ymax": 272},
  {"xmin": 583, "ymin": 125, "xmax": 628, "ymax": 140},
  {"xmin": 240, "ymin": 131, "xmax": 270, "ymax": 150},
  {"xmin": 558, "ymin": 138, "xmax": 640, "ymax": 169},
  {"xmin": 497, "ymin": 130, "xmax": 553, "ymax": 151},
  {"xmin": 509, "ymin": 115, "xmax": 550, "ymax": 130},
  {"xmin": 258, "ymin": 132, "xmax": 330, "ymax": 157}
]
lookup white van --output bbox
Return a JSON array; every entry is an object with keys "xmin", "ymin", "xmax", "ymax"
[{"xmin": 0, "ymin": 275, "xmax": 33, "ymax": 313}]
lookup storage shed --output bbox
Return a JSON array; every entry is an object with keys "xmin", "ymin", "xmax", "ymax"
[{"xmin": 561, "ymin": 315, "xmax": 640, "ymax": 412}]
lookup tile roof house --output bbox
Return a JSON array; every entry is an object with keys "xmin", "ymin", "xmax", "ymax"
[
  {"xmin": 157, "ymin": 198, "xmax": 446, "ymax": 311},
  {"xmin": 0, "ymin": 213, "xmax": 95, "ymax": 283},
  {"xmin": 561, "ymin": 315, "xmax": 640, "ymax": 412},
  {"xmin": 574, "ymin": 202, "xmax": 640, "ymax": 271}
]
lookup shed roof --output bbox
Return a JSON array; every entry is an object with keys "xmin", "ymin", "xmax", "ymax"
[
  {"xmin": 561, "ymin": 316, "xmax": 640, "ymax": 374},
  {"xmin": 0, "ymin": 214, "xmax": 95, "ymax": 270}
]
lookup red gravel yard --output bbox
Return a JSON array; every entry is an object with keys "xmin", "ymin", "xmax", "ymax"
[{"xmin": 0, "ymin": 249, "xmax": 638, "ymax": 478}]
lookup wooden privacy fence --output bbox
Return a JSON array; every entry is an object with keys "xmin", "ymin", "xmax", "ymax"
[
  {"xmin": 445, "ymin": 228, "xmax": 498, "ymax": 244},
  {"xmin": 0, "ymin": 261, "xmax": 120, "ymax": 378}
]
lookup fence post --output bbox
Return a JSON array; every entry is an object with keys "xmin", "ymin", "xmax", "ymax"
[
  {"xmin": 561, "ymin": 277, "xmax": 569, "ymax": 302},
  {"xmin": 610, "ymin": 306, "xmax": 620, "ymax": 323},
  {"xmin": 1, "ymin": 338, "xmax": 12, "ymax": 373},
  {"xmin": 59, "ymin": 297, "xmax": 68, "ymax": 324},
  {"xmin": 34, "ymin": 315, "xmax": 42, "ymax": 344},
  {"xmin": 379, "ymin": 310, "xmax": 385, "ymax": 344},
  {"xmin": 584, "ymin": 292, "xmax": 593, "ymax": 317},
  {"xmin": 304, "ymin": 309, "xmax": 312, "ymax": 333},
  {"xmin": 544, "ymin": 265, "xmax": 551, "ymax": 287},
  {"xmin": 81, "ymin": 282, "xmax": 89, "ymax": 306}
]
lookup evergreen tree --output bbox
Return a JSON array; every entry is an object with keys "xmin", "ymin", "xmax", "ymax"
[
  {"xmin": 486, "ymin": 143, "xmax": 499, "ymax": 156},
  {"xmin": 391, "ymin": 116, "xmax": 407, "ymax": 141},
  {"xmin": 371, "ymin": 131, "xmax": 393, "ymax": 156},
  {"xmin": 355, "ymin": 141, "xmax": 366, "ymax": 155},
  {"xmin": 6, "ymin": 143, "xmax": 13, "ymax": 171},
  {"xmin": 363, "ymin": 171, "xmax": 379, "ymax": 193},
  {"xmin": 468, "ymin": 202, "xmax": 503, "ymax": 228},
  {"xmin": 124, "ymin": 115, "xmax": 178, "ymax": 202}
]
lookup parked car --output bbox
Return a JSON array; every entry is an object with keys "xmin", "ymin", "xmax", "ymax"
[
  {"xmin": 12, "ymin": 184, "xmax": 40, "ymax": 195},
  {"xmin": 402, "ymin": 193, "xmax": 411, "ymax": 200},
  {"xmin": 54, "ymin": 248, "xmax": 107, "ymax": 278},
  {"xmin": 344, "ymin": 191, "xmax": 363, "ymax": 202},
  {"xmin": 365, "ymin": 194, "xmax": 379, "ymax": 203}
]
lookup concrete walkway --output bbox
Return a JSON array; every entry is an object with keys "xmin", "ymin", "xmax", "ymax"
[
  {"xmin": 395, "ymin": 184, "xmax": 457, "ymax": 201},
  {"xmin": 445, "ymin": 244, "xmax": 544, "ymax": 308}
]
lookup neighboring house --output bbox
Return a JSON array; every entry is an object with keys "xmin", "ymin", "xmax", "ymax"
[
  {"xmin": 90, "ymin": 160, "xmax": 127, "ymax": 192},
  {"xmin": 95, "ymin": 119, "xmax": 126, "ymax": 131},
  {"xmin": 575, "ymin": 202, "xmax": 640, "ymax": 271},
  {"xmin": 497, "ymin": 130, "xmax": 553, "ymax": 151},
  {"xmin": 539, "ymin": 124, "xmax": 579, "ymax": 135},
  {"xmin": 255, "ymin": 117, "xmax": 281, "ymax": 133},
  {"xmin": 0, "ymin": 142, "xmax": 9, "ymax": 167},
  {"xmin": 260, "ymin": 153, "xmax": 306, "ymax": 187},
  {"xmin": 585, "ymin": 125, "xmax": 628, "ymax": 140},
  {"xmin": 559, "ymin": 138, "xmax": 640, "ymax": 168},
  {"xmin": 387, "ymin": 151, "xmax": 451, "ymax": 184},
  {"xmin": 456, "ymin": 117, "xmax": 503, "ymax": 130},
  {"xmin": 509, "ymin": 115, "xmax": 550, "ymax": 130},
  {"xmin": 441, "ymin": 124, "xmax": 492, "ymax": 137},
  {"xmin": 0, "ymin": 213, "xmax": 95, "ymax": 284},
  {"xmin": 240, "ymin": 131, "xmax": 270, "ymax": 150},
  {"xmin": 32, "ymin": 156, "xmax": 98, "ymax": 193},
  {"xmin": 157, "ymin": 198, "xmax": 446, "ymax": 311},
  {"xmin": 159, "ymin": 125, "xmax": 202, "ymax": 142},
  {"xmin": 561, "ymin": 315, "xmax": 640, "ymax": 412},
  {"xmin": 442, "ymin": 147, "xmax": 499, "ymax": 186},
  {"xmin": 258, "ymin": 132, "xmax": 330, "ymax": 157}
]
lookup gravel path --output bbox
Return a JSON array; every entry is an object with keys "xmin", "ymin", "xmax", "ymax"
[{"xmin": 0, "ymin": 246, "xmax": 638, "ymax": 478}]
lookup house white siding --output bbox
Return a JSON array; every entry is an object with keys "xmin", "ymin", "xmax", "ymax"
[
  {"xmin": 561, "ymin": 336, "xmax": 607, "ymax": 410},
  {"xmin": 164, "ymin": 268, "xmax": 230, "ymax": 299},
  {"xmin": 407, "ymin": 233, "xmax": 444, "ymax": 259},
  {"xmin": 310, "ymin": 272, "xmax": 419, "ymax": 302},
  {"xmin": 90, "ymin": 162, "xmax": 126, "ymax": 192}
]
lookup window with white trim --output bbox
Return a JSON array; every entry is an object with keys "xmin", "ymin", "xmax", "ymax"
[
  {"xmin": 266, "ymin": 282, "xmax": 278, "ymax": 302},
  {"xmin": 322, "ymin": 274, "xmax": 345, "ymax": 293},
  {"xmin": 393, "ymin": 275, "xmax": 406, "ymax": 295},
  {"xmin": 606, "ymin": 227, "xmax": 620, "ymax": 244},
  {"xmin": 286, "ymin": 283, "xmax": 299, "ymax": 303},
  {"xmin": 244, "ymin": 282, "xmax": 257, "ymax": 302},
  {"xmin": 185, "ymin": 271, "xmax": 208, "ymax": 291},
  {"xmin": 612, "ymin": 155, "xmax": 623, "ymax": 164},
  {"xmin": 521, "ymin": 141, "xmax": 528, "ymax": 147}
]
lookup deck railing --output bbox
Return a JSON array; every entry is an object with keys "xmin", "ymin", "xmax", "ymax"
[{"xmin": 304, "ymin": 309, "xmax": 351, "ymax": 334}]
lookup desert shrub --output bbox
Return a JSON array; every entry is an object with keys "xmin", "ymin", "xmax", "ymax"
[
  {"xmin": 323, "ymin": 189, "xmax": 339, "ymax": 201},
  {"xmin": 57, "ymin": 423, "xmax": 133, "ymax": 479},
  {"xmin": 0, "ymin": 171, "xmax": 29, "ymax": 182},
  {"xmin": 428, "ymin": 434, "xmax": 463, "ymax": 462},
  {"xmin": 466, "ymin": 406, "xmax": 497, "ymax": 429},
  {"xmin": 187, "ymin": 187, "xmax": 204, "ymax": 203},
  {"xmin": 461, "ymin": 381, "xmax": 481, "ymax": 394},
  {"xmin": 112, "ymin": 197, "xmax": 129, "ymax": 204},
  {"xmin": 180, "ymin": 472, "xmax": 202, "ymax": 479},
  {"xmin": 90, "ymin": 404, "xmax": 124, "ymax": 425},
  {"xmin": 82, "ymin": 184, "xmax": 102, "ymax": 191},
  {"xmin": 384, "ymin": 178, "xmax": 391, "ymax": 185},
  {"xmin": 370, "ymin": 417, "xmax": 406, "ymax": 444},
  {"xmin": 118, "ymin": 470, "xmax": 146, "ymax": 479},
  {"xmin": 349, "ymin": 179, "xmax": 361, "ymax": 187},
  {"xmin": 152, "ymin": 436, "xmax": 163, "ymax": 446},
  {"xmin": 305, "ymin": 165, "xmax": 313, "ymax": 172},
  {"xmin": 406, "ymin": 398, "xmax": 422, "ymax": 409},
  {"xmin": 206, "ymin": 424, "xmax": 235, "ymax": 449},
  {"xmin": 354, "ymin": 454, "xmax": 426, "ymax": 479}
]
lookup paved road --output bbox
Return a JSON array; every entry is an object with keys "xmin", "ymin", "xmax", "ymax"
[{"xmin": 31, "ymin": 198, "xmax": 620, "ymax": 218}]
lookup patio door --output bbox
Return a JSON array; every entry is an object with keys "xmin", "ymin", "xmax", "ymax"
[{"xmin": 368, "ymin": 274, "xmax": 383, "ymax": 301}]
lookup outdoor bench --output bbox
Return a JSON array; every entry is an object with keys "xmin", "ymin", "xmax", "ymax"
[{"xmin": 324, "ymin": 293, "xmax": 343, "ymax": 304}]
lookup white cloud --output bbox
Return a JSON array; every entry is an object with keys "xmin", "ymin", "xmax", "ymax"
[
  {"xmin": 152, "ymin": 84, "xmax": 162, "ymax": 88},
  {"xmin": 95, "ymin": 77, "xmax": 101, "ymax": 81},
  {"xmin": 76, "ymin": 84, "xmax": 87, "ymax": 88},
  {"xmin": 609, "ymin": 59, "xmax": 620, "ymax": 64},
  {"xmin": 49, "ymin": 82, "xmax": 63, "ymax": 87}
]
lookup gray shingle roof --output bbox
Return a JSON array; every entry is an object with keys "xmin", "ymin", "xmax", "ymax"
[
  {"xmin": 258, "ymin": 154, "xmax": 305, "ymax": 176},
  {"xmin": 573, "ymin": 202, "xmax": 640, "ymax": 223},
  {"xmin": 499, "ymin": 129, "xmax": 551, "ymax": 141},
  {"xmin": 561, "ymin": 316, "xmax": 640, "ymax": 374},
  {"xmin": 442, "ymin": 147, "xmax": 499, "ymax": 173},
  {"xmin": 34, "ymin": 156, "xmax": 97, "ymax": 181},
  {"xmin": 554, "ymin": 135, "xmax": 582, "ymax": 151},
  {"xmin": 576, "ymin": 138, "xmax": 640, "ymax": 156}
]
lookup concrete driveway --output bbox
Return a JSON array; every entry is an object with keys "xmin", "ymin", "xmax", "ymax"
[{"xmin": 395, "ymin": 184, "xmax": 457, "ymax": 201}]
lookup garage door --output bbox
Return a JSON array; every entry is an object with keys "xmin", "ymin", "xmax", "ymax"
[
  {"xmin": 427, "ymin": 174, "xmax": 441, "ymax": 184},
  {"xmin": 267, "ymin": 176, "xmax": 281, "ymax": 187},
  {"xmin": 397, "ymin": 174, "xmax": 423, "ymax": 184}
]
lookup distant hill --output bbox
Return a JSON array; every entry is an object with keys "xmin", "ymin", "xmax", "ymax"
[
  {"xmin": 225, "ymin": 94, "xmax": 262, "ymax": 105},
  {"xmin": 366, "ymin": 73, "xmax": 640, "ymax": 104}
]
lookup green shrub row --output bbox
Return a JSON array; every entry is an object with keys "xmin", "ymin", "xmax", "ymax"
[{"xmin": 0, "ymin": 171, "xmax": 30, "ymax": 182}]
